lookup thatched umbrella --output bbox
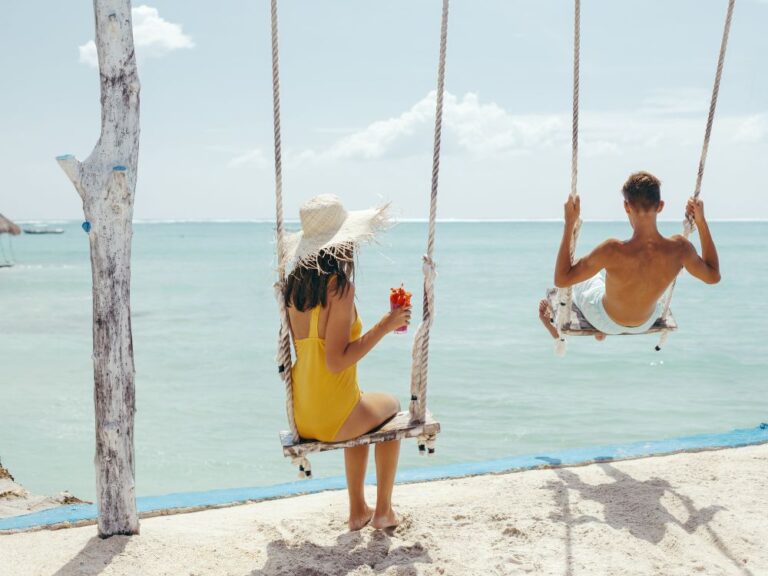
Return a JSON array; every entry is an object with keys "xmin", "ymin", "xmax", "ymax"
[{"xmin": 0, "ymin": 213, "xmax": 21, "ymax": 236}]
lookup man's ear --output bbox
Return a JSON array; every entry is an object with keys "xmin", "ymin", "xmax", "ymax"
[
  {"xmin": 657, "ymin": 200, "xmax": 665, "ymax": 214},
  {"xmin": 624, "ymin": 200, "xmax": 631, "ymax": 214}
]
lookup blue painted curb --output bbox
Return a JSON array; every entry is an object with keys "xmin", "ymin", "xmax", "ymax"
[{"xmin": 2, "ymin": 423, "xmax": 767, "ymax": 532}]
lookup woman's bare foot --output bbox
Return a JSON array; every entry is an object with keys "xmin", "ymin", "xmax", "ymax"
[
  {"xmin": 594, "ymin": 332, "xmax": 606, "ymax": 341},
  {"xmin": 348, "ymin": 505, "xmax": 374, "ymax": 531},
  {"xmin": 371, "ymin": 508, "xmax": 399, "ymax": 530},
  {"xmin": 538, "ymin": 299, "xmax": 560, "ymax": 340}
]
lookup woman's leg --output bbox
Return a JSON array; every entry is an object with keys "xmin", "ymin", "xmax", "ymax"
[
  {"xmin": 344, "ymin": 444, "xmax": 372, "ymax": 531},
  {"xmin": 372, "ymin": 439, "xmax": 401, "ymax": 529},
  {"xmin": 334, "ymin": 392, "xmax": 401, "ymax": 530},
  {"xmin": 334, "ymin": 392, "xmax": 400, "ymax": 442}
]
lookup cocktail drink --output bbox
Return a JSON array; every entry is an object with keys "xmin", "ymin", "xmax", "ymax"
[{"xmin": 389, "ymin": 285, "xmax": 412, "ymax": 334}]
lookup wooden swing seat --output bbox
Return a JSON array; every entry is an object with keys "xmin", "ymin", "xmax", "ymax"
[
  {"xmin": 281, "ymin": 410, "xmax": 440, "ymax": 459},
  {"xmin": 546, "ymin": 289, "xmax": 678, "ymax": 336}
]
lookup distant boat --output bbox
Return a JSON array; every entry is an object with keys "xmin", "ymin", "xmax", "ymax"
[{"xmin": 23, "ymin": 226, "xmax": 65, "ymax": 235}]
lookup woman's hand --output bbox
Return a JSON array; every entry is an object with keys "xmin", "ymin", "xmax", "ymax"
[{"xmin": 383, "ymin": 305, "xmax": 412, "ymax": 333}]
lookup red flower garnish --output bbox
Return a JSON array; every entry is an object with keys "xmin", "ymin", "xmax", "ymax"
[{"xmin": 389, "ymin": 285, "xmax": 412, "ymax": 307}]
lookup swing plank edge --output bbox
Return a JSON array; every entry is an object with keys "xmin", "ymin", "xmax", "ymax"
[
  {"xmin": 280, "ymin": 410, "xmax": 440, "ymax": 458},
  {"xmin": 546, "ymin": 289, "xmax": 678, "ymax": 336}
]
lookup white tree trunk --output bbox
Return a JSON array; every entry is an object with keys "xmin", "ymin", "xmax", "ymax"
[{"xmin": 57, "ymin": 0, "xmax": 140, "ymax": 537}]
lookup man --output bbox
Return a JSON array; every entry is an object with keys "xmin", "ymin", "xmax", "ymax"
[{"xmin": 539, "ymin": 171, "xmax": 720, "ymax": 340}]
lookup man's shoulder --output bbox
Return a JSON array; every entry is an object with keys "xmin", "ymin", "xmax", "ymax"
[
  {"xmin": 597, "ymin": 237, "xmax": 624, "ymax": 250},
  {"xmin": 591, "ymin": 238, "xmax": 624, "ymax": 266},
  {"xmin": 665, "ymin": 234, "xmax": 695, "ymax": 252}
]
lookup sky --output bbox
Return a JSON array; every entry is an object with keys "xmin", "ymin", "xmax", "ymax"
[{"xmin": 0, "ymin": 0, "xmax": 766, "ymax": 221}]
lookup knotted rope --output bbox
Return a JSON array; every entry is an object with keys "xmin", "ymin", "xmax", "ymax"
[
  {"xmin": 409, "ymin": 257, "xmax": 437, "ymax": 424},
  {"xmin": 416, "ymin": 433, "xmax": 437, "ymax": 456},
  {"xmin": 409, "ymin": 0, "xmax": 449, "ymax": 427},
  {"xmin": 291, "ymin": 455, "xmax": 312, "ymax": 479},
  {"xmin": 656, "ymin": 0, "xmax": 735, "ymax": 351},
  {"xmin": 555, "ymin": 0, "xmax": 582, "ymax": 353},
  {"xmin": 270, "ymin": 0, "xmax": 300, "ymax": 443}
]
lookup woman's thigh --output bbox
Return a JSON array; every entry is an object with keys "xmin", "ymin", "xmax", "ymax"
[{"xmin": 334, "ymin": 392, "xmax": 400, "ymax": 442}]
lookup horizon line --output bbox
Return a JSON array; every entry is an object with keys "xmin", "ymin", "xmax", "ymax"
[{"xmin": 13, "ymin": 218, "xmax": 768, "ymax": 224}]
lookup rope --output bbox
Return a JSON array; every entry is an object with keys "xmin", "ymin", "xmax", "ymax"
[
  {"xmin": 410, "ymin": 0, "xmax": 449, "ymax": 425},
  {"xmin": 416, "ymin": 433, "xmax": 437, "ymax": 456},
  {"xmin": 291, "ymin": 455, "xmax": 312, "ymax": 479},
  {"xmin": 570, "ymin": 0, "xmax": 580, "ymax": 203},
  {"xmin": 692, "ymin": 0, "xmax": 736, "ymax": 206},
  {"xmin": 656, "ymin": 0, "xmax": 735, "ymax": 350},
  {"xmin": 270, "ymin": 0, "xmax": 299, "ymax": 443},
  {"xmin": 555, "ymin": 0, "xmax": 582, "ymax": 350},
  {"xmin": 409, "ymin": 259, "xmax": 437, "ymax": 423}
]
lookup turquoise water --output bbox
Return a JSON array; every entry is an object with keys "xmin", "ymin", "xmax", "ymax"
[{"xmin": 0, "ymin": 221, "xmax": 766, "ymax": 501}]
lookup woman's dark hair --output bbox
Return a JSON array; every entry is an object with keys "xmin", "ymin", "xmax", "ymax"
[{"xmin": 284, "ymin": 249, "xmax": 355, "ymax": 312}]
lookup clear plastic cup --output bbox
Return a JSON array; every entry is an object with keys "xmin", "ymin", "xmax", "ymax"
[{"xmin": 391, "ymin": 301, "xmax": 408, "ymax": 334}]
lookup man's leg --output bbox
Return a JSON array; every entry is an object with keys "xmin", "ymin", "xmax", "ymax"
[
  {"xmin": 539, "ymin": 299, "xmax": 560, "ymax": 339},
  {"xmin": 572, "ymin": 274, "xmax": 608, "ymax": 341}
]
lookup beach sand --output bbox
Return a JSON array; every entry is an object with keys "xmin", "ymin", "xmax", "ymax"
[{"xmin": 1, "ymin": 444, "xmax": 766, "ymax": 576}]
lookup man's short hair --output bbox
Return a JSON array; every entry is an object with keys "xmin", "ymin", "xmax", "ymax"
[{"xmin": 622, "ymin": 171, "xmax": 661, "ymax": 211}]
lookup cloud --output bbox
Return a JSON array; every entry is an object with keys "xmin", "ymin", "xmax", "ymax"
[
  {"xmin": 447, "ymin": 93, "xmax": 564, "ymax": 155},
  {"xmin": 639, "ymin": 88, "xmax": 710, "ymax": 116},
  {"xmin": 732, "ymin": 114, "xmax": 768, "ymax": 144},
  {"xmin": 78, "ymin": 42, "xmax": 98, "ymax": 68},
  {"xmin": 296, "ymin": 91, "xmax": 714, "ymax": 163},
  {"xmin": 79, "ymin": 5, "xmax": 193, "ymax": 68},
  {"xmin": 323, "ymin": 96, "xmax": 434, "ymax": 160},
  {"xmin": 319, "ymin": 92, "xmax": 565, "ymax": 162},
  {"xmin": 228, "ymin": 148, "xmax": 268, "ymax": 169},
  {"xmin": 239, "ymin": 91, "xmax": 766, "ymax": 168}
]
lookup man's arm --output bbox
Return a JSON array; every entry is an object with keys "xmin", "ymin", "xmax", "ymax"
[
  {"xmin": 680, "ymin": 198, "xmax": 721, "ymax": 284},
  {"xmin": 554, "ymin": 194, "xmax": 613, "ymax": 288}
]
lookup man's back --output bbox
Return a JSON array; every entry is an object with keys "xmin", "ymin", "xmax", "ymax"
[{"xmin": 603, "ymin": 234, "xmax": 687, "ymax": 326}]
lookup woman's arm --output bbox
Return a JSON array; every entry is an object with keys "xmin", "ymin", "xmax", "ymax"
[{"xmin": 324, "ymin": 283, "xmax": 411, "ymax": 374}]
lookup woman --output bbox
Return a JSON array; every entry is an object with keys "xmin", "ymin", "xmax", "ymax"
[{"xmin": 283, "ymin": 194, "xmax": 411, "ymax": 531}]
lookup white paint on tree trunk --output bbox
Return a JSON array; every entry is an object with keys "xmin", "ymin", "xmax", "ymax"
[{"xmin": 57, "ymin": 0, "xmax": 141, "ymax": 537}]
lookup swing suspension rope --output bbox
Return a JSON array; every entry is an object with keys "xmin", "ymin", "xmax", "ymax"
[
  {"xmin": 657, "ymin": 0, "xmax": 736, "ymax": 349},
  {"xmin": 557, "ymin": 0, "xmax": 736, "ymax": 350},
  {"xmin": 270, "ymin": 0, "xmax": 299, "ymax": 443},
  {"xmin": 555, "ymin": 0, "xmax": 582, "ymax": 344},
  {"xmin": 270, "ymin": 0, "xmax": 450, "ymax": 448},
  {"xmin": 410, "ymin": 0, "xmax": 449, "ymax": 428}
]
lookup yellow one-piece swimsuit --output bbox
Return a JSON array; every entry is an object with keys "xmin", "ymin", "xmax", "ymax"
[{"xmin": 291, "ymin": 305, "xmax": 363, "ymax": 442}]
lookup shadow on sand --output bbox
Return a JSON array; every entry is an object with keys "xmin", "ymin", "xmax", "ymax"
[
  {"xmin": 51, "ymin": 535, "xmax": 129, "ymax": 576},
  {"xmin": 250, "ymin": 529, "xmax": 432, "ymax": 576},
  {"xmin": 545, "ymin": 462, "xmax": 753, "ymax": 576}
]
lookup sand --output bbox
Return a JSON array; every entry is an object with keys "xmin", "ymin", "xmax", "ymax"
[{"xmin": 1, "ymin": 444, "xmax": 766, "ymax": 576}]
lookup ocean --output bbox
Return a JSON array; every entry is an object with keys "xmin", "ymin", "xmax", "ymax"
[{"xmin": 1, "ymin": 221, "xmax": 766, "ymax": 501}]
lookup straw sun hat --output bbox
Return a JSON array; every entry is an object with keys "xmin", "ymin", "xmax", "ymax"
[{"xmin": 282, "ymin": 194, "xmax": 391, "ymax": 271}]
